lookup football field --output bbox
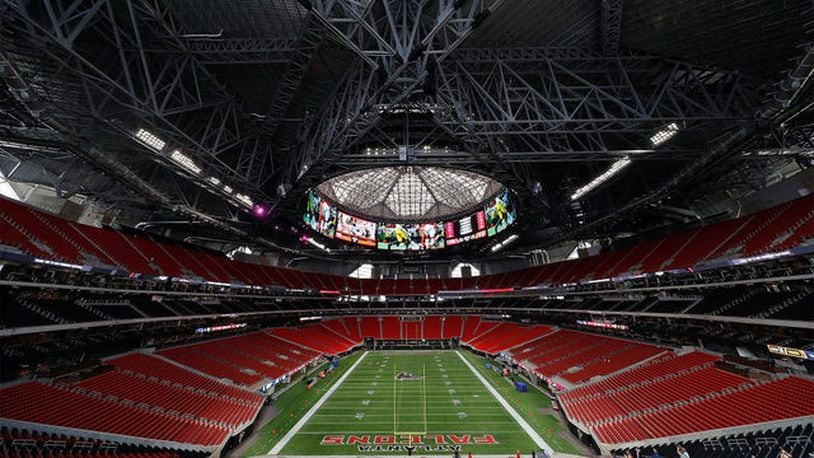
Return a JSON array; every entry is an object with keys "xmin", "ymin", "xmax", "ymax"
[{"xmin": 272, "ymin": 350, "xmax": 546, "ymax": 455}]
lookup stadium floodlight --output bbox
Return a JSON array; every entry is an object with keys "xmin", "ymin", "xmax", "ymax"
[
  {"xmin": 223, "ymin": 185, "xmax": 233, "ymax": 194},
  {"xmin": 650, "ymin": 122, "xmax": 680, "ymax": 146},
  {"xmin": 298, "ymin": 163, "xmax": 309, "ymax": 178},
  {"xmin": 134, "ymin": 128, "xmax": 166, "ymax": 151},
  {"xmin": 303, "ymin": 235, "xmax": 330, "ymax": 252},
  {"xmin": 208, "ymin": 176, "xmax": 221, "ymax": 186},
  {"xmin": 570, "ymin": 157, "xmax": 632, "ymax": 201},
  {"xmin": 235, "ymin": 193, "xmax": 253, "ymax": 208},
  {"xmin": 169, "ymin": 150, "xmax": 202, "ymax": 175},
  {"xmin": 491, "ymin": 234, "xmax": 518, "ymax": 252}
]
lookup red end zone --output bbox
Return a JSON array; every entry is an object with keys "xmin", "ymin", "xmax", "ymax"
[{"xmin": 321, "ymin": 434, "xmax": 498, "ymax": 445}]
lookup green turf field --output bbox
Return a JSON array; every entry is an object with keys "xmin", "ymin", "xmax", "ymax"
[
  {"xmin": 272, "ymin": 350, "xmax": 545, "ymax": 455},
  {"xmin": 461, "ymin": 352, "xmax": 580, "ymax": 455},
  {"xmin": 243, "ymin": 353, "xmax": 361, "ymax": 456}
]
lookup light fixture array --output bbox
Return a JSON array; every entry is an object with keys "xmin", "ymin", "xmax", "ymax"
[
  {"xmin": 134, "ymin": 128, "xmax": 166, "ymax": 151},
  {"xmin": 571, "ymin": 157, "xmax": 632, "ymax": 201},
  {"xmin": 135, "ymin": 128, "xmax": 253, "ymax": 210},
  {"xmin": 491, "ymin": 234, "xmax": 519, "ymax": 252},
  {"xmin": 650, "ymin": 122, "xmax": 680, "ymax": 146},
  {"xmin": 170, "ymin": 150, "xmax": 202, "ymax": 175}
]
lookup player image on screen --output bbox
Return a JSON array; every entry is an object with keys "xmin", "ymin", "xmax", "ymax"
[
  {"xmin": 377, "ymin": 223, "xmax": 445, "ymax": 250},
  {"xmin": 336, "ymin": 211, "xmax": 377, "ymax": 247},
  {"xmin": 377, "ymin": 223, "xmax": 411, "ymax": 250},
  {"xmin": 303, "ymin": 190, "xmax": 337, "ymax": 238},
  {"xmin": 317, "ymin": 200, "xmax": 337, "ymax": 238},
  {"xmin": 485, "ymin": 190, "xmax": 516, "ymax": 237},
  {"xmin": 319, "ymin": 200, "xmax": 336, "ymax": 237},
  {"xmin": 417, "ymin": 222, "xmax": 445, "ymax": 250},
  {"xmin": 303, "ymin": 190, "xmax": 321, "ymax": 231}
]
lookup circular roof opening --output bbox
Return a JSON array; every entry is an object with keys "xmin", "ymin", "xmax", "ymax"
[{"xmin": 316, "ymin": 166, "xmax": 504, "ymax": 221}]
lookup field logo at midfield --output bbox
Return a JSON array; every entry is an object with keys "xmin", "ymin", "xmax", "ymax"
[
  {"xmin": 395, "ymin": 371, "xmax": 422, "ymax": 381},
  {"xmin": 321, "ymin": 434, "xmax": 497, "ymax": 452}
]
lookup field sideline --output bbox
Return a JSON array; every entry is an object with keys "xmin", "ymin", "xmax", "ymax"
[{"xmin": 244, "ymin": 350, "xmax": 580, "ymax": 456}]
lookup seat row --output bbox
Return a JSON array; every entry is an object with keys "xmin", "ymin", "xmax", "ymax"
[
  {"xmin": 269, "ymin": 326, "xmax": 358, "ymax": 354},
  {"xmin": 157, "ymin": 330, "xmax": 324, "ymax": 386},
  {"xmin": 1, "ymin": 451, "xmax": 179, "ymax": 458},
  {"xmin": 592, "ymin": 376, "xmax": 814, "ymax": 445},
  {"xmin": 612, "ymin": 423, "xmax": 814, "ymax": 458},
  {"xmin": 317, "ymin": 315, "xmax": 483, "ymax": 341},
  {"xmin": 75, "ymin": 371, "xmax": 258, "ymax": 428},
  {"xmin": 0, "ymin": 426, "xmax": 186, "ymax": 458},
  {"xmin": 559, "ymin": 351, "xmax": 720, "ymax": 403},
  {"xmin": 466, "ymin": 323, "xmax": 552, "ymax": 354},
  {"xmin": 510, "ymin": 330, "xmax": 664, "ymax": 383},
  {"xmin": 562, "ymin": 367, "xmax": 750, "ymax": 425},
  {"xmin": 4, "ymin": 194, "xmax": 814, "ymax": 296},
  {"xmin": 0, "ymin": 382, "xmax": 228, "ymax": 447},
  {"xmin": 105, "ymin": 353, "xmax": 262, "ymax": 404}
]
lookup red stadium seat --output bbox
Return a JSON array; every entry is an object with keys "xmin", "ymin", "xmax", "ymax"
[
  {"xmin": 422, "ymin": 316, "xmax": 443, "ymax": 339},
  {"xmin": 0, "ymin": 382, "xmax": 229, "ymax": 447},
  {"xmin": 75, "ymin": 370, "xmax": 259, "ymax": 429},
  {"xmin": 271, "ymin": 325, "xmax": 358, "ymax": 354},
  {"xmin": 107, "ymin": 353, "xmax": 262, "ymax": 404},
  {"xmin": 467, "ymin": 323, "xmax": 552, "ymax": 354},
  {"xmin": 2, "ymin": 194, "xmax": 814, "ymax": 295},
  {"xmin": 591, "ymin": 376, "xmax": 814, "ymax": 446}
]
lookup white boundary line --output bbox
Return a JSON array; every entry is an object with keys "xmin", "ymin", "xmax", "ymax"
[
  {"xmin": 456, "ymin": 350, "xmax": 554, "ymax": 456},
  {"xmin": 269, "ymin": 351, "xmax": 369, "ymax": 454}
]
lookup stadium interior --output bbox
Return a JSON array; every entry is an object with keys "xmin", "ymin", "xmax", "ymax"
[{"xmin": 1, "ymin": 1, "xmax": 814, "ymax": 458}]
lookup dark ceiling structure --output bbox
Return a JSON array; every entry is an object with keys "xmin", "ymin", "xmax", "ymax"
[{"xmin": 1, "ymin": 0, "xmax": 813, "ymax": 260}]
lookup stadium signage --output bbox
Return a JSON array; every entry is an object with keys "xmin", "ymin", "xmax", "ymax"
[
  {"xmin": 299, "ymin": 315, "xmax": 323, "ymax": 321},
  {"xmin": 194, "ymin": 323, "xmax": 247, "ymax": 334},
  {"xmin": 576, "ymin": 319, "xmax": 629, "ymax": 331},
  {"xmin": 729, "ymin": 250, "xmax": 792, "ymax": 266},
  {"xmin": 321, "ymin": 434, "xmax": 498, "ymax": 452},
  {"xmin": 767, "ymin": 344, "xmax": 814, "ymax": 361}
]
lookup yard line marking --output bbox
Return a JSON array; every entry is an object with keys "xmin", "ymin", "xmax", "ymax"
[
  {"xmin": 293, "ymin": 429, "xmax": 533, "ymax": 434},
  {"xmin": 314, "ymin": 407, "xmax": 509, "ymax": 413},
  {"xmin": 316, "ymin": 404, "xmax": 506, "ymax": 410},
  {"xmin": 269, "ymin": 351, "xmax": 369, "ymax": 455},
  {"xmin": 422, "ymin": 362, "xmax": 428, "ymax": 432},
  {"xmin": 456, "ymin": 350, "xmax": 553, "ymax": 456},
  {"xmin": 309, "ymin": 413, "xmax": 520, "ymax": 419},
  {"xmin": 304, "ymin": 420, "xmax": 522, "ymax": 426}
]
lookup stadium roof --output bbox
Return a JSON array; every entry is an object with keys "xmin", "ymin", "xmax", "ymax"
[
  {"xmin": 316, "ymin": 166, "xmax": 503, "ymax": 221},
  {"xmin": 1, "ymin": 0, "xmax": 813, "ymax": 259}
]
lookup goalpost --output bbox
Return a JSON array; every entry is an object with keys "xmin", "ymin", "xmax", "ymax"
[{"xmin": 393, "ymin": 362, "xmax": 428, "ymax": 440}]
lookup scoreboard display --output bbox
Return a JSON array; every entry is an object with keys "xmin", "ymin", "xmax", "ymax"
[
  {"xmin": 445, "ymin": 211, "xmax": 487, "ymax": 246},
  {"xmin": 304, "ymin": 189, "xmax": 515, "ymax": 251}
]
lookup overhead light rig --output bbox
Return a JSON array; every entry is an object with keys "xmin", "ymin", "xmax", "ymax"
[{"xmin": 133, "ymin": 128, "xmax": 256, "ymax": 211}]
